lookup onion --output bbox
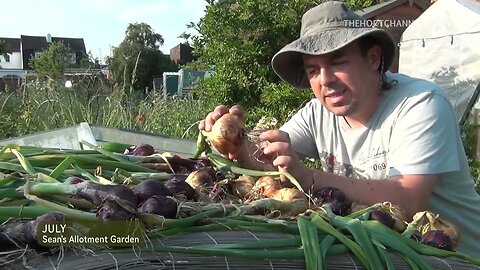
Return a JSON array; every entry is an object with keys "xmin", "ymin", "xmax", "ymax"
[
  {"xmin": 164, "ymin": 177, "xmax": 196, "ymax": 201},
  {"xmin": 311, "ymin": 186, "xmax": 352, "ymax": 216},
  {"xmin": 205, "ymin": 113, "xmax": 246, "ymax": 155},
  {"xmin": 96, "ymin": 196, "xmax": 137, "ymax": 221},
  {"xmin": 133, "ymin": 179, "xmax": 173, "ymax": 206},
  {"xmin": 185, "ymin": 169, "xmax": 214, "ymax": 191},
  {"xmin": 420, "ymin": 230, "xmax": 454, "ymax": 251},
  {"xmin": 138, "ymin": 195, "xmax": 178, "ymax": 218},
  {"xmin": 412, "ymin": 210, "xmax": 461, "ymax": 249},
  {"xmin": 74, "ymin": 182, "xmax": 138, "ymax": 207},
  {"xmin": 230, "ymin": 175, "xmax": 257, "ymax": 198},
  {"xmin": 251, "ymin": 176, "xmax": 281, "ymax": 198},
  {"xmin": 125, "ymin": 144, "xmax": 155, "ymax": 156},
  {"xmin": 369, "ymin": 209, "xmax": 396, "ymax": 229},
  {"xmin": 25, "ymin": 213, "xmax": 66, "ymax": 253},
  {"xmin": 312, "ymin": 186, "xmax": 346, "ymax": 203}
]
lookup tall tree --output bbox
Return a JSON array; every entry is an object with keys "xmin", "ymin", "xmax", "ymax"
[{"xmin": 107, "ymin": 23, "xmax": 177, "ymax": 92}]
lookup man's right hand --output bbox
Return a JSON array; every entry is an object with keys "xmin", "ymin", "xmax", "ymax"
[{"xmin": 198, "ymin": 105, "xmax": 248, "ymax": 161}]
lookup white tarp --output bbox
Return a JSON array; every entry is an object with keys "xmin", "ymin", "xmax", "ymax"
[{"xmin": 398, "ymin": 0, "xmax": 480, "ymax": 124}]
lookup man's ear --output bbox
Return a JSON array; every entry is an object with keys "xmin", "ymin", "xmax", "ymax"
[{"xmin": 367, "ymin": 44, "xmax": 382, "ymax": 71}]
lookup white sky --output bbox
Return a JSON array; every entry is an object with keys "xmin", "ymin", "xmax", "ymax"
[{"xmin": 0, "ymin": 0, "xmax": 206, "ymax": 63}]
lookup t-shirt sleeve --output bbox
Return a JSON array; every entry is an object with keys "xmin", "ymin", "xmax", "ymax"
[
  {"xmin": 279, "ymin": 100, "xmax": 319, "ymax": 160},
  {"xmin": 387, "ymin": 91, "xmax": 461, "ymax": 177}
]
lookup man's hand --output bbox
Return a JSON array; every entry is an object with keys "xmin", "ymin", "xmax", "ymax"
[
  {"xmin": 259, "ymin": 129, "xmax": 313, "ymax": 187},
  {"xmin": 198, "ymin": 105, "xmax": 247, "ymax": 161}
]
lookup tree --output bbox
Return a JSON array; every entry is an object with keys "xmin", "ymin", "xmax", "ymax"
[
  {"xmin": 184, "ymin": 0, "xmax": 320, "ymax": 113},
  {"xmin": 0, "ymin": 41, "xmax": 8, "ymax": 57},
  {"xmin": 183, "ymin": 0, "xmax": 383, "ymax": 124},
  {"xmin": 29, "ymin": 41, "xmax": 72, "ymax": 81},
  {"xmin": 106, "ymin": 23, "xmax": 177, "ymax": 92}
]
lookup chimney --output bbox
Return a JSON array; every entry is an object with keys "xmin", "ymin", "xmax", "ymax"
[{"xmin": 47, "ymin": 33, "xmax": 52, "ymax": 43}]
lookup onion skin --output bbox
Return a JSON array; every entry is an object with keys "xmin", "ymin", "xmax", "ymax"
[
  {"xmin": 74, "ymin": 182, "xmax": 138, "ymax": 207},
  {"xmin": 206, "ymin": 113, "xmax": 246, "ymax": 155}
]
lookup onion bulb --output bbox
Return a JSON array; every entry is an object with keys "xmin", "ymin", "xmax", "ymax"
[
  {"xmin": 411, "ymin": 211, "xmax": 461, "ymax": 249},
  {"xmin": 185, "ymin": 168, "xmax": 214, "ymax": 191},
  {"xmin": 251, "ymin": 176, "xmax": 281, "ymax": 198},
  {"xmin": 230, "ymin": 175, "xmax": 257, "ymax": 198},
  {"xmin": 420, "ymin": 230, "xmax": 454, "ymax": 251},
  {"xmin": 270, "ymin": 188, "xmax": 309, "ymax": 216},
  {"xmin": 205, "ymin": 113, "xmax": 246, "ymax": 155}
]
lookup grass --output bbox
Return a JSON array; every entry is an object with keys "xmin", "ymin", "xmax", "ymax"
[{"xmin": 0, "ymin": 76, "xmax": 217, "ymax": 141}]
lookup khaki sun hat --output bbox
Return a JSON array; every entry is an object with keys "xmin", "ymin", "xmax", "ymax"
[{"xmin": 271, "ymin": 1, "xmax": 397, "ymax": 89}]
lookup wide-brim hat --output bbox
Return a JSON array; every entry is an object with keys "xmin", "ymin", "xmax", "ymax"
[{"xmin": 271, "ymin": 1, "xmax": 397, "ymax": 89}]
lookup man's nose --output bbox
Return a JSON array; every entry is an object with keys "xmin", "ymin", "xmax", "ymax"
[{"xmin": 319, "ymin": 67, "xmax": 336, "ymax": 86}]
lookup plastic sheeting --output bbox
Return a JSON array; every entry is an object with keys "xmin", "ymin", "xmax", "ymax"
[{"xmin": 398, "ymin": 0, "xmax": 480, "ymax": 125}]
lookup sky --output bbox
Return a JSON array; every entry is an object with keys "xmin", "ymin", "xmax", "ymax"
[{"xmin": 1, "ymin": 0, "xmax": 207, "ymax": 63}]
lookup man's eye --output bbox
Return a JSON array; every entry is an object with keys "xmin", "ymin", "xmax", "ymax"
[{"xmin": 305, "ymin": 68, "xmax": 318, "ymax": 75}]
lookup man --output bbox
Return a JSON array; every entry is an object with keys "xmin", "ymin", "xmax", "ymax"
[{"xmin": 199, "ymin": 1, "xmax": 480, "ymax": 257}]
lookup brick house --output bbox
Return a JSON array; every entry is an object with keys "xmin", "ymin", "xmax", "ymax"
[
  {"xmin": 169, "ymin": 43, "xmax": 197, "ymax": 65},
  {"xmin": 356, "ymin": 0, "xmax": 432, "ymax": 72}
]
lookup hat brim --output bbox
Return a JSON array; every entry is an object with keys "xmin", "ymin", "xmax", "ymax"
[{"xmin": 271, "ymin": 28, "xmax": 397, "ymax": 89}]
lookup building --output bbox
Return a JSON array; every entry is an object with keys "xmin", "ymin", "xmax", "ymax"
[
  {"xmin": 169, "ymin": 43, "xmax": 197, "ymax": 65},
  {"xmin": 356, "ymin": 0, "xmax": 432, "ymax": 72},
  {"xmin": 0, "ymin": 34, "xmax": 87, "ymax": 90}
]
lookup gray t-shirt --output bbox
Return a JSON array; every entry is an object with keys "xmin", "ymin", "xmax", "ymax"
[{"xmin": 281, "ymin": 72, "xmax": 480, "ymax": 257}]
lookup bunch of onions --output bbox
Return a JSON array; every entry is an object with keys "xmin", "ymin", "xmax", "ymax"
[{"xmin": 204, "ymin": 113, "xmax": 246, "ymax": 155}]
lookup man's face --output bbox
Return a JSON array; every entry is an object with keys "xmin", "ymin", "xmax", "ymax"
[{"xmin": 302, "ymin": 41, "xmax": 381, "ymax": 118}]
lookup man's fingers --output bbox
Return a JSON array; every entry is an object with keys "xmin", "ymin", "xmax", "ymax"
[
  {"xmin": 262, "ymin": 141, "xmax": 290, "ymax": 156},
  {"xmin": 259, "ymin": 130, "xmax": 290, "ymax": 143},
  {"xmin": 201, "ymin": 104, "xmax": 243, "ymax": 132},
  {"xmin": 198, "ymin": 119, "xmax": 206, "ymax": 130},
  {"xmin": 229, "ymin": 105, "xmax": 245, "ymax": 121}
]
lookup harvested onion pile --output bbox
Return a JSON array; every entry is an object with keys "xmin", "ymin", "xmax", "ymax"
[{"xmin": 0, "ymin": 140, "xmax": 478, "ymax": 270}]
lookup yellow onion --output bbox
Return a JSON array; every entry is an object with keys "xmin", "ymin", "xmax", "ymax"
[
  {"xmin": 185, "ymin": 169, "xmax": 214, "ymax": 191},
  {"xmin": 270, "ymin": 188, "xmax": 309, "ymax": 216},
  {"xmin": 205, "ymin": 113, "xmax": 246, "ymax": 155},
  {"xmin": 251, "ymin": 176, "xmax": 281, "ymax": 198},
  {"xmin": 230, "ymin": 175, "xmax": 258, "ymax": 198}
]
